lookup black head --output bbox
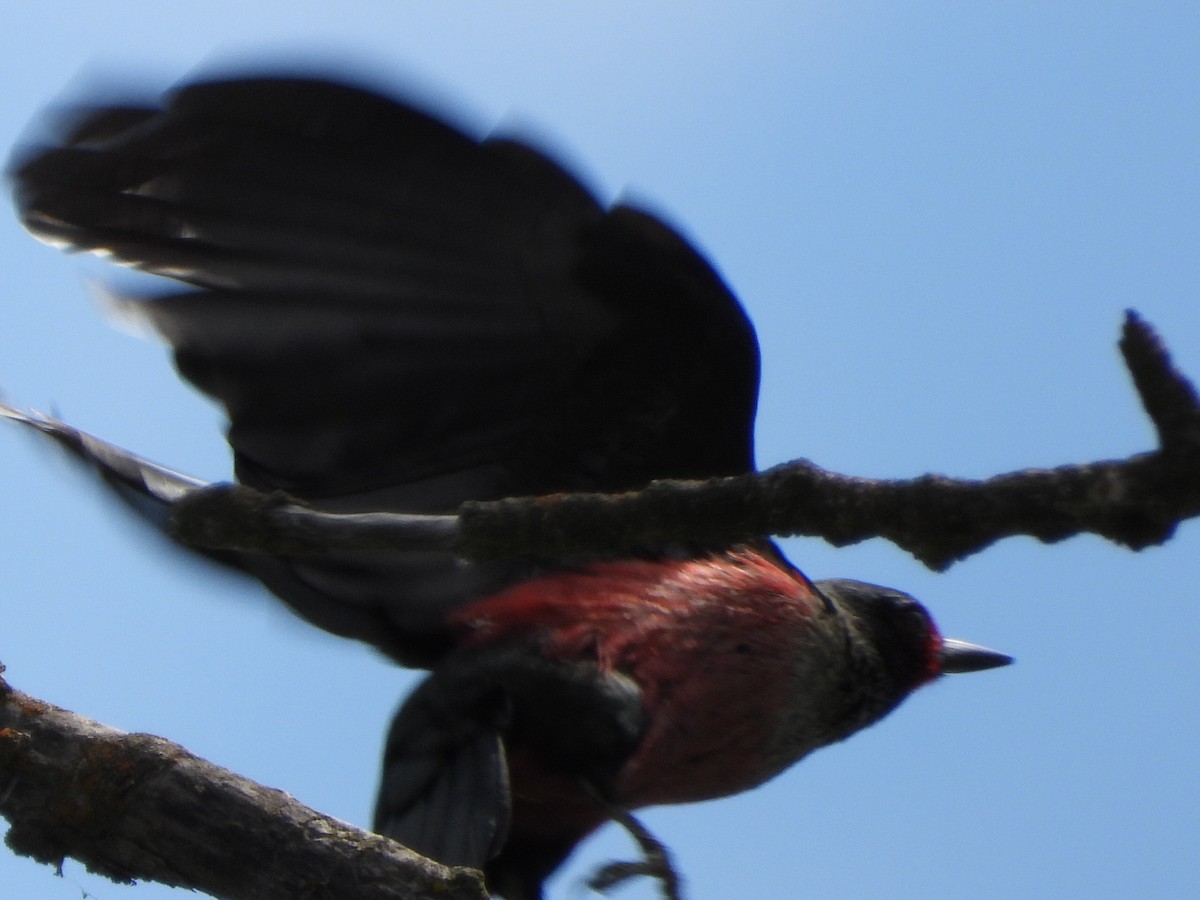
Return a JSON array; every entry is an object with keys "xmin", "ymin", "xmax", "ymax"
[{"xmin": 814, "ymin": 578, "xmax": 1012, "ymax": 694}]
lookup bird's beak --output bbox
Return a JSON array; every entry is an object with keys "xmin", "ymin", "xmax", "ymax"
[{"xmin": 938, "ymin": 638, "xmax": 1013, "ymax": 674}]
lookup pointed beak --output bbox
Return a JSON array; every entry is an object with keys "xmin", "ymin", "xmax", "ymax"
[{"xmin": 938, "ymin": 638, "xmax": 1013, "ymax": 674}]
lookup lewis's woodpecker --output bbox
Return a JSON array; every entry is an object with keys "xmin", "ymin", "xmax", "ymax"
[{"xmin": 7, "ymin": 74, "xmax": 1010, "ymax": 898}]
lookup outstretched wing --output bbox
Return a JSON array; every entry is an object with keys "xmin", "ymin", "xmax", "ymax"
[{"xmin": 10, "ymin": 74, "xmax": 760, "ymax": 665}]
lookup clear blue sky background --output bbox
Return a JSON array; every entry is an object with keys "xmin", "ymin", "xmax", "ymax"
[{"xmin": 1, "ymin": 4, "xmax": 1197, "ymax": 899}]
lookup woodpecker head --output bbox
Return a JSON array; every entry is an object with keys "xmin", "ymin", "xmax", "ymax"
[
  {"xmin": 818, "ymin": 577, "xmax": 1011, "ymax": 681},
  {"xmin": 810, "ymin": 577, "xmax": 1011, "ymax": 738}
]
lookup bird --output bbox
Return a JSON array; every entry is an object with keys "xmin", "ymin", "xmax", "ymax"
[{"xmin": 6, "ymin": 72, "xmax": 1011, "ymax": 899}]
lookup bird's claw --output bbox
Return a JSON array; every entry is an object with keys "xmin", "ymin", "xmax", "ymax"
[{"xmin": 585, "ymin": 802, "xmax": 683, "ymax": 900}]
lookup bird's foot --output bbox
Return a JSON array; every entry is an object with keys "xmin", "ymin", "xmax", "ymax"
[{"xmin": 585, "ymin": 803, "xmax": 683, "ymax": 900}]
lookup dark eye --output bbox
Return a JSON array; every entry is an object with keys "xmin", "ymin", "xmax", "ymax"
[{"xmin": 892, "ymin": 602, "xmax": 933, "ymax": 644}]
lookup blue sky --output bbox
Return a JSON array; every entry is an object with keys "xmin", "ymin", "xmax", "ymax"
[{"xmin": 1, "ymin": 4, "xmax": 1197, "ymax": 899}]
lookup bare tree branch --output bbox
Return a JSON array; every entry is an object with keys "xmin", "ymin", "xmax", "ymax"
[
  {"xmin": 166, "ymin": 312, "xmax": 1200, "ymax": 570},
  {"xmin": 0, "ymin": 663, "xmax": 487, "ymax": 900}
]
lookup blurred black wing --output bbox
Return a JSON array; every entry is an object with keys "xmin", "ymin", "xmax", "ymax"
[{"xmin": 10, "ymin": 75, "xmax": 760, "ymax": 665}]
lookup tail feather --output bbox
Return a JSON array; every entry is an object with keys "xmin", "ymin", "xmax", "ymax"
[{"xmin": 0, "ymin": 400, "xmax": 206, "ymax": 513}]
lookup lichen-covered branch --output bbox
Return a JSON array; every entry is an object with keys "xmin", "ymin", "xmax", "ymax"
[
  {"xmin": 0, "ymin": 664, "xmax": 486, "ymax": 900},
  {"xmin": 162, "ymin": 312, "xmax": 1200, "ymax": 570},
  {"xmin": 6, "ymin": 312, "xmax": 1196, "ymax": 572}
]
